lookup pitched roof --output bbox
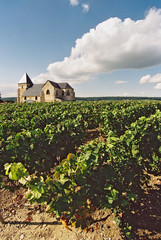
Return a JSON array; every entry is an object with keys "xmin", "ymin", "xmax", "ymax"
[
  {"xmin": 58, "ymin": 82, "xmax": 73, "ymax": 89},
  {"xmin": 19, "ymin": 73, "xmax": 33, "ymax": 86},
  {"xmin": 47, "ymin": 80, "xmax": 61, "ymax": 89},
  {"xmin": 22, "ymin": 84, "xmax": 44, "ymax": 97}
]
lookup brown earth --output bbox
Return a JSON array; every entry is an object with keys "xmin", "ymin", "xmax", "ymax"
[
  {"xmin": 0, "ymin": 187, "xmax": 123, "ymax": 240},
  {"xmin": 0, "ymin": 129, "xmax": 161, "ymax": 239},
  {"xmin": 1, "ymin": 172, "xmax": 161, "ymax": 240},
  {"xmin": 130, "ymin": 172, "xmax": 161, "ymax": 240}
]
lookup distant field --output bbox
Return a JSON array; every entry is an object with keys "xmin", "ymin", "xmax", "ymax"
[
  {"xmin": 2, "ymin": 97, "xmax": 17, "ymax": 102},
  {"xmin": 2, "ymin": 96, "xmax": 161, "ymax": 102},
  {"xmin": 76, "ymin": 96, "xmax": 161, "ymax": 101}
]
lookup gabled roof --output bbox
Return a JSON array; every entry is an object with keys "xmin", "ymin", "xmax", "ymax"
[
  {"xmin": 22, "ymin": 84, "xmax": 44, "ymax": 97},
  {"xmin": 43, "ymin": 80, "xmax": 73, "ymax": 89},
  {"xmin": 46, "ymin": 80, "xmax": 61, "ymax": 89},
  {"xmin": 18, "ymin": 73, "xmax": 33, "ymax": 86},
  {"xmin": 58, "ymin": 82, "xmax": 73, "ymax": 89}
]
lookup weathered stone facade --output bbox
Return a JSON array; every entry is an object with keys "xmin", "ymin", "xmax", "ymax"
[{"xmin": 17, "ymin": 73, "xmax": 75, "ymax": 103}]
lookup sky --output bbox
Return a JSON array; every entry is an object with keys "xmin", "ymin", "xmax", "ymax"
[{"xmin": 1, "ymin": 0, "xmax": 161, "ymax": 98}]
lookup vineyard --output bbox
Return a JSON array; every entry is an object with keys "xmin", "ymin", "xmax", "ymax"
[{"xmin": 0, "ymin": 100, "xmax": 161, "ymax": 239}]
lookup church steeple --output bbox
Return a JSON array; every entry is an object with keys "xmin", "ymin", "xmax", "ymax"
[
  {"xmin": 17, "ymin": 73, "xmax": 33, "ymax": 103},
  {"xmin": 18, "ymin": 73, "xmax": 33, "ymax": 87}
]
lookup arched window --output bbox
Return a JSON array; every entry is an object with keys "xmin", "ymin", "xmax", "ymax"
[
  {"xmin": 62, "ymin": 90, "xmax": 65, "ymax": 96},
  {"xmin": 46, "ymin": 89, "xmax": 50, "ymax": 95},
  {"xmin": 67, "ymin": 90, "xmax": 70, "ymax": 96}
]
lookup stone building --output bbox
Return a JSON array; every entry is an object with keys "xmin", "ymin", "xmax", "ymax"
[{"xmin": 17, "ymin": 73, "xmax": 75, "ymax": 103}]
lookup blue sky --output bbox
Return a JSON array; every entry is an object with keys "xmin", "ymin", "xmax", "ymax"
[{"xmin": 1, "ymin": 0, "xmax": 161, "ymax": 97}]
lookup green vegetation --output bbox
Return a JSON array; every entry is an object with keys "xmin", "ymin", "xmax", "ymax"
[
  {"xmin": 76, "ymin": 96, "xmax": 161, "ymax": 101},
  {"xmin": 2, "ymin": 96, "xmax": 161, "ymax": 103},
  {"xmin": 1, "ymin": 100, "xmax": 161, "ymax": 239}
]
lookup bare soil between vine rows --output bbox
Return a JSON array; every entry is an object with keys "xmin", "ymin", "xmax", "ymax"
[
  {"xmin": 0, "ymin": 172, "xmax": 161, "ymax": 240},
  {"xmin": 0, "ymin": 129, "xmax": 161, "ymax": 239},
  {"xmin": 0, "ymin": 187, "xmax": 123, "ymax": 240}
]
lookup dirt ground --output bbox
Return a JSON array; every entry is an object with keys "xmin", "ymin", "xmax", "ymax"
[
  {"xmin": 0, "ymin": 187, "xmax": 123, "ymax": 240},
  {"xmin": 0, "ymin": 172, "xmax": 161, "ymax": 240},
  {"xmin": 130, "ymin": 172, "xmax": 161, "ymax": 240},
  {"xmin": 1, "ymin": 129, "xmax": 161, "ymax": 239}
]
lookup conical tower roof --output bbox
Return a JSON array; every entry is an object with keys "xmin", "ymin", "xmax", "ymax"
[{"xmin": 18, "ymin": 73, "xmax": 33, "ymax": 86}]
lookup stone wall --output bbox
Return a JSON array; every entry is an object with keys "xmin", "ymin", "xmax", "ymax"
[{"xmin": 42, "ymin": 81, "xmax": 56, "ymax": 102}]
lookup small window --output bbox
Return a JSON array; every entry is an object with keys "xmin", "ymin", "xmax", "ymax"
[
  {"xmin": 67, "ymin": 90, "xmax": 70, "ymax": 96},
  {"xmin": 62, "ymin": 90, "xmax": 65, "ymax": 96},
  {"xmin": 35, "ymin": 96, "xmax": 37, "ymax": 100},
  {"xmin": 56, "ymin": 90, "xmax": 59, "ymax": 96},
  {"xmin": 24, "ymin": 96, "xmax": 26, "ymax": 100},
  {"xmin": 46, "ymin": 90, "xmax": 50, "ymax": 95}
]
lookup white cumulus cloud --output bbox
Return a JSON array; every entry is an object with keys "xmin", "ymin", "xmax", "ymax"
[
  {"xmin": 82, "ymin": 3, "xmax": 89, "ymax": 13},
  {"xmin": 33, "ymin": 8, "xmax": 161, "ymax": 84},
  {"xmin": 140, "ymin": 75, "xmax": 151, "ymax": 84},
  {"xmin": 115, "ymin": 80, "xmax": 127, "ymax": 84},
  {"xmin": 155, "ymin": 83, "xmax": 161, "ymax": 89},
  {"xmin": 70, "ymin": 0, "xmax": 79, "ymax": 6},
  {"xmin": 140, "ymin": 73, "xmax": 161, "ymax": 89}
]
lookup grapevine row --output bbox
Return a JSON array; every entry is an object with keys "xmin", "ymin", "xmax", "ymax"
[{"xmin": 1, "ymin": 100, "xmax": 161, "ymax": 238}]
